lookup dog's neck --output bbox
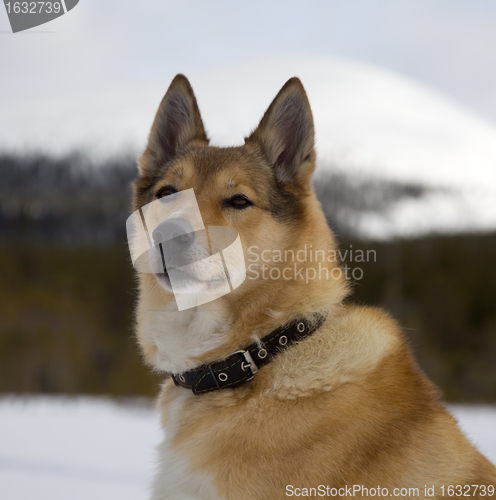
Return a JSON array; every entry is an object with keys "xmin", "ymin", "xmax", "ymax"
[
  {"xmin": 143, "ymin": 287, "xmax": 345, "ymax": 374},
  {"xmin": 143, "ymin": 300, "xmax": 232, "ymax": 373}
]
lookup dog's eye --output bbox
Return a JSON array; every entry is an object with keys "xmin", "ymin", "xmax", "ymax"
[
  {"xmin": 156, "ymin": 186, "xmax": 177, "ymax": 199},
  {"xmin": 224, "ymin": 195, "xmax": 252, "ymax": 209}
]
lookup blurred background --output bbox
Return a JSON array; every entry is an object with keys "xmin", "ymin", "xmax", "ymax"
[{"xmin": 1, "ymin": 1, "xmax": 496, "ymax": 499}]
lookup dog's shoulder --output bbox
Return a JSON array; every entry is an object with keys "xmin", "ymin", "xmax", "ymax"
[{"xmin": 262, "ymin": 303, "xmax": 403, "ymax": 399}]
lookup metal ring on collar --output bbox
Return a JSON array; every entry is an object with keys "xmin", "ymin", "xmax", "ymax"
[
  {"xmin": 297, "ymin": 322, "xmax": 305, "ymax": 333},
  {"xmin": 218, "ymin": 372, "xmax": 228, "ymax": 382}
]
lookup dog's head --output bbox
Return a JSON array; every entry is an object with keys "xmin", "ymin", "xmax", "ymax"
[{"xmin": 132, "ymin": 75, "xmax": 348, "ymax": 371}]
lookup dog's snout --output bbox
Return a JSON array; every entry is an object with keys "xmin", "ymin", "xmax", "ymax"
[{"xmin": 152, "ymin": 219, "xmax": 195, "ymax": 248}]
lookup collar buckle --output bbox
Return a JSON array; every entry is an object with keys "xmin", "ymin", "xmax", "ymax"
[{"xmin": 234, "ymin": 349, "xmax": 258, "ymax": 380}]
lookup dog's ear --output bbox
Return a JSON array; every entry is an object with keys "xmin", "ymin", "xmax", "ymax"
[
  {"xmin": 245, "ymin": 77, "xmax": 315, "ymax": 185},
  {"xmin": 139, "ymin": 74, "xmax": 208, "ymax": 176}
]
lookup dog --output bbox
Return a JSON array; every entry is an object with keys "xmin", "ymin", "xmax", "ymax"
[{"xmin": 131, "ymin": 74, "xmax": 496, "ymax": 499}]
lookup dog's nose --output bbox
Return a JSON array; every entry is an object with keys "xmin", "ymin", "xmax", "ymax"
[{"xmin": 152, "ymin": 218, "xmax": 195, "ymax": 249}]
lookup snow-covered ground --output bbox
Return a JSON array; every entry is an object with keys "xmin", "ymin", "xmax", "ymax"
[
  {"xmin": 0, "ymin": 397, "xmax": 494, "ymax": 500},
  {"xmin": 0, "ymin": 397, "xmax": 160, "ymax": 500}
]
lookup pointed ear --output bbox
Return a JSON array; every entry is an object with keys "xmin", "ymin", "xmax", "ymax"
[
  {"xmin": 139, "ymin": 74, "xmax": 208, "ymax": 176},
  {"xmin": 245, "ymin": 77, "xmax": 315, "ymax": 185}
]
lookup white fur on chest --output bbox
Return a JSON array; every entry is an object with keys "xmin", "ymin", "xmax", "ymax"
[
  {"xmin": 144, "ymin": 301, "xmax": 230, "ymax": 373},
  {"xmin": 151, "ymin": 391, "xmax": 221, "ymax": 500}
]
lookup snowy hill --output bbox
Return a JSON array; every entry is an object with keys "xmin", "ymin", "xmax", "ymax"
[
  {"xmin": 193, "ymin": 56, "xmax": 496, "ymax": 189},
  {"xmin": 190, "ymin": 56, "xmax": 496, "ymax": 238},
  {"xmin": 2, "ymin": 55, "xmax": 496, "ymax": 238}
]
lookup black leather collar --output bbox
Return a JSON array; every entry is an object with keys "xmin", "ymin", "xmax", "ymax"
[{"xmin": 171, "ymin": 313, "xmax": 327, "ymax": 395}]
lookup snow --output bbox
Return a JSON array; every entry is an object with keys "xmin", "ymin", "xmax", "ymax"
[
  {"xmin": 352, "ymin": 186, "xmax": 496, "ymax": 239},
  {"xmin": 0, "ymin": 396, "xmax": 494, "ymax": 500},
  {"xmin": 0, "ymin": 397, "xmax": 160, "ymax": 500},
  {"xmin": 450, "ymin": 406, "xmax": 496, "ymax": 466}
]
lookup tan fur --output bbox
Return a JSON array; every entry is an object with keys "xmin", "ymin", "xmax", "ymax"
[{"xmin": 133, "ymin": 75, "xmax": 496, "ymax": 499}]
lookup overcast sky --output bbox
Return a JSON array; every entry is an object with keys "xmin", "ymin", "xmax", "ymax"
[{"xmin": 1, "ymin": 0, "xmax": 496, "ymax": 154}]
